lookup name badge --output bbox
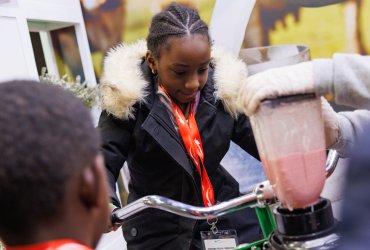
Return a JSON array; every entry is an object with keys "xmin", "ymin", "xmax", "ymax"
[{"xmin": 201, "ymin": 230, "xmax": 238, "ymax": 250}]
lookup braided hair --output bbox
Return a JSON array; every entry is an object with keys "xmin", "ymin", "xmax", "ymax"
[{"xmin": 147, "ymin": 3, "xmax": 211, "ymax": 58}]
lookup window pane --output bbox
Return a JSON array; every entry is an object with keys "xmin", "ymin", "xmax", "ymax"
[
  {"xmin": 50, "ymin": 26, "xmax": 85, "ymax": 82},
  {"xmin": 30, "ymin": 32, "xmax": 47, "ymax": 76}
]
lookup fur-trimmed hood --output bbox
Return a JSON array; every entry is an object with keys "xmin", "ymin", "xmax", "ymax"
[{"xmin": 100, "ymin": 40, "xmax": 248, "ymax": 120}]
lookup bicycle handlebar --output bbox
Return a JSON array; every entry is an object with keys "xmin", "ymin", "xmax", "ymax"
[{"xmin": 112, "ymin": 150, "xmax": 340, "ymax": 225}]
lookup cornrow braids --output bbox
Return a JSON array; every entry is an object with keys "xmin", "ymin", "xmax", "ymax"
[{"xmin": 147, "ymin": 2, "xmax": 211, "ymax": 58}]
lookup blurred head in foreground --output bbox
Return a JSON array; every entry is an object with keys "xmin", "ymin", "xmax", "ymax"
[{"xmin": 0, "ymin": 80, "xmax": 109, "ymax": 248}]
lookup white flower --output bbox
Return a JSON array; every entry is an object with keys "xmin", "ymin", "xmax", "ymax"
[{"xmin": 39, "ymin": 67, "xmax": 98, "ymax": 108}]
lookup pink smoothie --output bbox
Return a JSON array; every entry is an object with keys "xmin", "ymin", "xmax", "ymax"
[{"xmin": 261, "ymin": 149, "xmax": 326, "ymax": 209}]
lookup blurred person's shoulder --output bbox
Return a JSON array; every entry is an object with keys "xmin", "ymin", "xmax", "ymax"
[
  {"xmin": 345, "ymin": 122, "xmax": 370, "ymax": 184},
  {"xmin": 351, "ymin": 123, "xmax": 370, "ymax": 157}
]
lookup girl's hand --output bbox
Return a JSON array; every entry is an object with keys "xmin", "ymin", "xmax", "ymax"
[{"xmin": 105, "ymin": 204, "xmax": 121, "ymax": 233}]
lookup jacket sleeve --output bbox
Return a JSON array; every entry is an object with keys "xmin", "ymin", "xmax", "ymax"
[
  {"xmin": 331, "ymin": 109, "xmax": 370, "ymax": 158},
  {"xmin": 98, "ymin": 110, "xmax": 135, "ymax": 207},
  {"xmin": 231, "ymin": 114, "xmax": 260, "ymax": 161},
  {"xmin": 313, "ymin": 53, "xmax": 370, "ymax": 109}
]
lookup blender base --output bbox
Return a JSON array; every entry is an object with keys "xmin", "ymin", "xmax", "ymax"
[{"xmin": 265, "ymin": 198, "xmax": 340, "ymax": 250}]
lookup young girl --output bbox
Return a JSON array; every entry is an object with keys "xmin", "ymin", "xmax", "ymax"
[{"xmin": 99, "ymin": 3, "xmax": 262, "ymax": 249}]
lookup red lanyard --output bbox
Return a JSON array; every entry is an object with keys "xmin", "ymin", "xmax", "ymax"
[
  {"xmin": 6, "ymin": 239, "xmax": 92, "ymax": 250},
  {"xmin": 160, "ymin": 84, "xmax": 215, "ymax": 207}
]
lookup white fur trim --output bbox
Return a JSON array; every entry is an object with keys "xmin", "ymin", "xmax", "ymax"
[
  {"xmin": 211, "ymin": 46, "xmax": 249, "ymax": 118},
  {"xmin": 100, "ymin": 41, "xmax": 248, "ymax": 119},
  {"xmin": 100, "ymin": 40, "xmax": 148, "ymax": 119}
]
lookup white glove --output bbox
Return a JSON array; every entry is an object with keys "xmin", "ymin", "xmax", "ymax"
[
  {"xmin": 238, "ymin": 61, "xmax": 315, "ymax": 116},
  {"xmin": 321, "ymin": 97, "xmax": 340, "ymax": 148}
]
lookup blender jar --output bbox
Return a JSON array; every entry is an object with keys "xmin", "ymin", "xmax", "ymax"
[{"xmin": 251, "ymin": 94, "xmax": 326, "ymax": 210}]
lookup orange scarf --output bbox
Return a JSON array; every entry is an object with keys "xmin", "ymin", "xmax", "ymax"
[
  {"xmin": 6, "ymin": 239, "xmax": 92, "ymax": 250},
  {"xmin": 160, "ymin": 84, "xmax": 215, "ymax": 206}
]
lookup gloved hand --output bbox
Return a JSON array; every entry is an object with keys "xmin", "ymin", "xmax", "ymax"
[
  {"xmin": 321, "ymin": 97, "xmax": 340, "ymax": 148},
  {"xmin": 238, "ymin": 61, "xmax": 315, "ymax": 116}
]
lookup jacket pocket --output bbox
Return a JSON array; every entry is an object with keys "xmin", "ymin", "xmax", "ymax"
[{"xmin": 122, "ymin": 209, "xmax": 193, "ymax": 250}]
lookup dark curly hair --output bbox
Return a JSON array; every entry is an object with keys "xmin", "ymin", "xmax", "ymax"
[
  {"xmin": 147, "ymin": 2, "xmax": 211, "ymax": 58},
  {"xmin": 0, "ymin": 80, "xmax": 100, "ymax": 237}
]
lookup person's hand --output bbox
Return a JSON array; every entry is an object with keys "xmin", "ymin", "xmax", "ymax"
[
  {"xmin": 321, "ymin": 97, "xmax": 340, "ymax": 148},
  {"xmin": 238, "ymin": 61, "xmax": 315, "ymax": 116},
  {"xmin": 105, "ymin": 204, "xmax": 121, "ymax": 233}
]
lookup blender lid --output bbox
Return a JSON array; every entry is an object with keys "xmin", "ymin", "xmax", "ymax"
[{"xmin": 239, "ymin": 45, "xmax": 310, "ymax": 76}]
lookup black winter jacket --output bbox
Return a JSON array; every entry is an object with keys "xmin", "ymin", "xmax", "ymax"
[{"xmin": 98, "ymin": 41, "xmax": 263, "ymax": 249}]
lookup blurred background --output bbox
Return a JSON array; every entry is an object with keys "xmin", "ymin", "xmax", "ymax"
[
  {"xmin": 77, "ymin": 0, "xmax": 369, "ymax": 80},
  {"xmin": 46, "ymin": 0, "xmax": 369, "ymax": 82}
]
